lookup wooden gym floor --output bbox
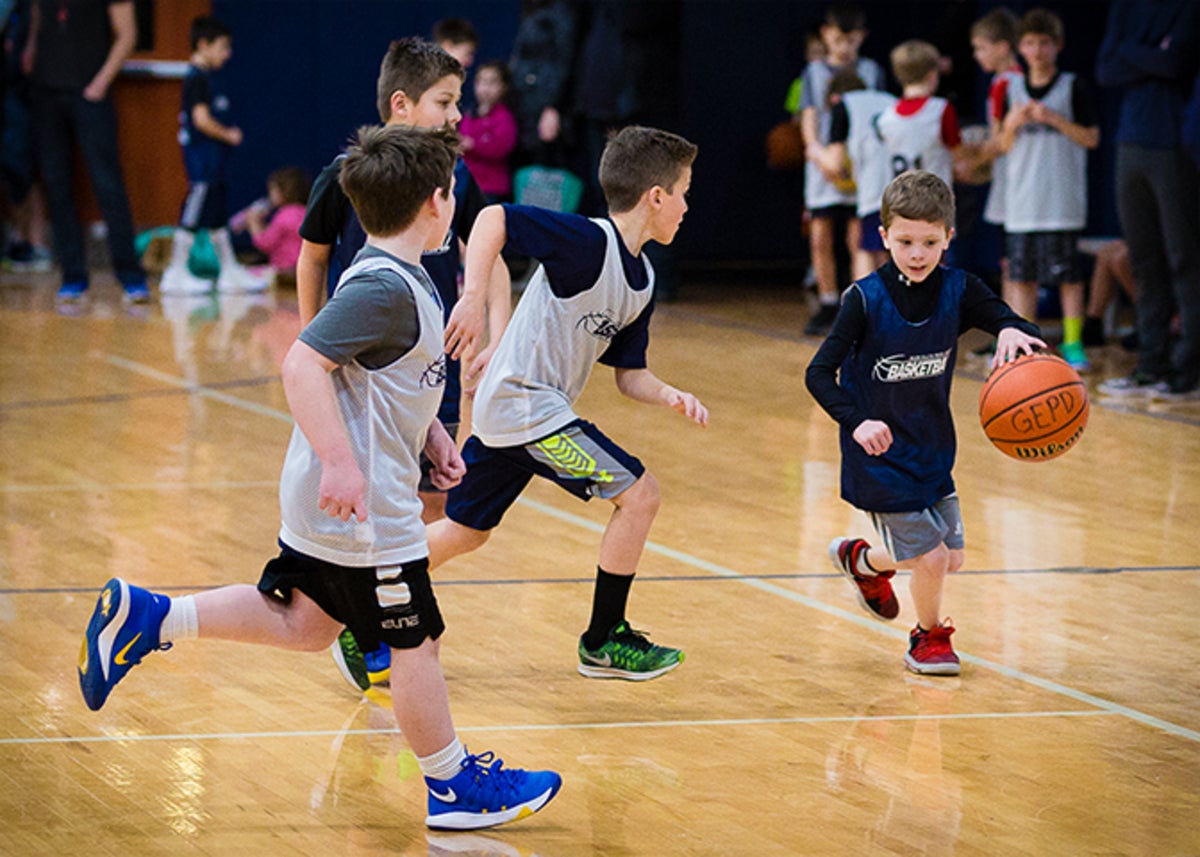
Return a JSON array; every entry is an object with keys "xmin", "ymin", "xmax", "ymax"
[{"xmin": 1, "ymin": 269, "xmax": 1197, "ymax": 856}]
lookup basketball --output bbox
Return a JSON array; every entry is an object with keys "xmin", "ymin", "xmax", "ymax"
[{"xmin": 979, "ymin": 352, "xmax": 1089, "ymax": 461}]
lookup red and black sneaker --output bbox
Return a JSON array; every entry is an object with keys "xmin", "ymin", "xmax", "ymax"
[
  {"xmin": 905, "ymin": 620, "xmax": 960, "ymax": 676},
  {"xmin": 828, "ymin": 537, "xmax": 899, "ymax": 621}
]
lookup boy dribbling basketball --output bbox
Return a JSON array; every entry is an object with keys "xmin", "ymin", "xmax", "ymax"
[{"xmin": 805, "ymin": 170, "xmax": 1045, "ymax": 675}]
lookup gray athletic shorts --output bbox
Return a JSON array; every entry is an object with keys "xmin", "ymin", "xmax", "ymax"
[{"xmin": 867, "ymin": 495, "xmax": 964, "ymax": 563}]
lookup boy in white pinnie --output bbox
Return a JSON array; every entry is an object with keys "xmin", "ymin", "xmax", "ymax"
[{"xmin": 78, "ymin": 125, "xmax": 560, "ymax": 832}]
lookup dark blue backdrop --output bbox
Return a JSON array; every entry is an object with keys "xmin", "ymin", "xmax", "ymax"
[{"xmin": 209, "ymin": 0, "xmax": 1121, "ymax": 266}]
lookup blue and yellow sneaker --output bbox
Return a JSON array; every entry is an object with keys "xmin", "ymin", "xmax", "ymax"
[
  {"xmin": 577, "ymin": 621, "xmax": 684, "ymax": 681},
  {"xmin": 78, "ymin": 578, "xmax": 171, "ymax": 711},
  {"xmin": 425, "ymin": 750, "xmax": 562, "ymax": 831},
  {"xmin": 330, "ymin": 630, "xmax": 391, "ymax": 693}
]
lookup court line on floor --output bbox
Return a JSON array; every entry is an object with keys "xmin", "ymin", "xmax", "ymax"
[
  {"xmin": 0, "ymin": 709, "xmax": 1114, "ymax": 747},
  {"xmin": 520, "ymin": 498, "xmax": 1200, "ymax": 745},
  {"xmin": 92, "ymin": 355, "xmax": 1200, "ymax": 744},
  {"xmin": 104, "ymin": 354, "xmax": 292, "ymax": 423}
]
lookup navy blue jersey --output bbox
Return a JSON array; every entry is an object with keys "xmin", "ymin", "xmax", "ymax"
[
  {"xmin": 179, "ymin": 64, "xmax": 231, "ymax": 183},
  {"xmin": 839, "ymin": 268, "xmax": 966, "ymax": 513}
]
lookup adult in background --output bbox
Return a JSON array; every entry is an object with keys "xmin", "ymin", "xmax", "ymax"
[
  {"xmin": 22, "ymin": 0, "xmax": 148, "ymax": 303},
  {"xmin": 1096, "ymin": 0, "xmax": 1200, "ymax": 399}
]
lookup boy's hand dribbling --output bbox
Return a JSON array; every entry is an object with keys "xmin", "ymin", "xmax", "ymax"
[
  {"xmin": 990, "ymin": 327, "xmax": 1047, "ymax": 371},
  {"xmin": 853, "ymin": 419, "xmax": 893, "ymax": 456},
  {"xmin": 665, "ymin": 387, "xmax": 709, "ymax": 427}
]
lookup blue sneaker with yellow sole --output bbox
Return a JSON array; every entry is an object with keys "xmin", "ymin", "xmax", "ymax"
[
  {"xmin": 78, "ymin": 578, "xmax": 172, "ymax": 711},
  {"xmin": 425, "ymin": 750, "xmax": 562, "ymax": 831}
]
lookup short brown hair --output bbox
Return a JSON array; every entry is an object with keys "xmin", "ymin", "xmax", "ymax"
[
  {"xmin": 890, "ymin": 40, "xmax": 941, "ymax": 87},
  {"xmin": 599, "ymin": 126, "xmax": 697, "ymax": 214},
  {"xmin": 971, "ymin": 7, "xmax": 1019, "ymax": 48},
  {"xmin": 880, "ymin": 170, "xmax": 955, "ymax": 230},
  {"xmin": 432, "ymin": 17, "xmax": 479, "ymax": 48},
  {"xmin": 339, "ymin": 125, "xmax": 459, "ymax": 237},
  {"xmin": 376, "ymin": 37, "xmax": 464, "ymax": 123},
  {"xmin": 267, "ymin": 166, "xmax": 311, "ymax": 207},
  {"xmin": 824, "ymin": 2, "xmax": 866, "ymax": 33},
  {"xmin": 1019, "ymin": 8, "xmax": 1064, "ymax": 43},
  {"xmin": 827, "ymin": 68, "xmax": 866, "ymax": 106}
]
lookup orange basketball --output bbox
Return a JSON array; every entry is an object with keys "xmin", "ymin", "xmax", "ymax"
[{"xmin": 979, "ymin": 352, "xmax": 1089, "ymax": 461}]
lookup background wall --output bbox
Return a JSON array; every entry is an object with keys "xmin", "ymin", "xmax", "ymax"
[{"xmin": 153, "ymin": 0, "xmax": 1121, "ymax": 267}]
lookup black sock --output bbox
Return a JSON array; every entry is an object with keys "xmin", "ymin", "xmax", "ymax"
[{"xmin": 583, "ymin": 567, "xmax": 633, "ymax": 650}]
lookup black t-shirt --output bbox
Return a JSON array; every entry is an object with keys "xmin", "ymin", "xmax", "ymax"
[{"xmin": 32, "ymin": 0, "xmax": 125, "ymax": 91}]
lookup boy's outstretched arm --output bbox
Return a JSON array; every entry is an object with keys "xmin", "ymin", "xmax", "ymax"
[
  {"xmin": 613, "ymin": 367, "xmax": 709, "ymax": 427},
  {"xmin": 296, "ymin": 240, "xmax": 333, "ymax": 328},
  {"xmin": 281, "ymin": 340, "xmax": 366, "ymax": 522},
  {"xmin": 447, "ymin": 205, "xmax": 506, "ymax": 360}
]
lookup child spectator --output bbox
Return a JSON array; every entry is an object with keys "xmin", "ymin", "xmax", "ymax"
[
  {"xmin": 805, "ymin": 170, "xmax": 1044, "ymax": 675},
  {"xmin": 160, "ymin": 17, "xmax": 267, "ymax": 296},
  {"xmin": 876, "ymin": 40, "xmax": 962, "ymax": 191},
  {"xmin": 1082, "ymin": 239, "xmax": 1138, "ymax": 347},
  {"xmin": 432, "ymin": 126, "xmax": 707, "ymax": 681},
  {"xmin": 998, "ymin": 8, "xmax": 1100, "ymax": 371},
  {"xmin": 821, "ymin": 69, "xmax": 897, "ymax": 278},
  {"xmin": 799, "ymin": 2, "xmax": 886, "ymax": 336},
  {"xmin": 966, "ymin": 7, "xmax": 1022, "ymax": 236},
  {"xmin": 76, "ymin": 124, "xmax": 562, "ymax": 832},
  {"xmin": 232, "ymin": 166, "xmax": 311, "ymax": 282},
  {"xmin": 433, "ymin": 17, "xmax": 479, "ymax": 71},
  {"xmin": 460, "ymin": 60, "xmax": 518, "ymax": 203}
]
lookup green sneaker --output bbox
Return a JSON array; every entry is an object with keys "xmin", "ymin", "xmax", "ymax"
[
  {"xmin": 330, "ymin": 629, "xmax": 370, "ymax": 692},
  {"xmin": 1059, "ymin": 341, "xmax": 1091, "ymax": 372},
  {"xmin": 577, "ymin": 621, "xmax": 684, "ymax": 681}
]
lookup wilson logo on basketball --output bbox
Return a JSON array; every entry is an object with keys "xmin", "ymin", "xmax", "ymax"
[{"xmin": 872, "ymin": 349, "xmax": 951, "ymax": 383}]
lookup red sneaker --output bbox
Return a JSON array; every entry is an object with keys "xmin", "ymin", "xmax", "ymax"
[
  {"xmin": 828, "ymin": 537, "xmax": 899, "ymax": 621},
  {"xmin": 905, "ymin": 620, "xmax": 960, "ymax": 675}
]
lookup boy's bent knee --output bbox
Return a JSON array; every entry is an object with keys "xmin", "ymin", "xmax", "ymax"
[{"xmin": 614, "ymin": 472, "xmax": 660, "ymax": 515}]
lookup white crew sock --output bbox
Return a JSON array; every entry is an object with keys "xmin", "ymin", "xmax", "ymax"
[
  {"xmin": 418, "ymin": 737, "xmax": 467, "ymax": 782},
  {"xmin": 160, "ymin": 595, "xmax": 199, "ymax": 643}
]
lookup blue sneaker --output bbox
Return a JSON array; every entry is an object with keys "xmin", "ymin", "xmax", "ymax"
[
  {"xmin": 122, "ymin": 282, "xmax": 151, "ymax": 304},
  {"xmin": 78, "ymin": 578, "xmax": 171, "ymax": 711},
  {"xmin": 425, "ymin": 750, "xmax": 562, "ymax": 831},
  {"xmin": 330, "ymin": 631, "xmax": 391, "ymax": 693},
  {"xmin": 56, "ymin": 281, "xmax": 89, "ymax": 302}
]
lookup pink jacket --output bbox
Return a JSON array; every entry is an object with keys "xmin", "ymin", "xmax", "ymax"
[
  {"xmin": 460, "ymin": 104, "xmax": 518, "ymax": 197},
  {"xmin": 250, "ymin": 203, "xmax": 306, "ymax": 273}
]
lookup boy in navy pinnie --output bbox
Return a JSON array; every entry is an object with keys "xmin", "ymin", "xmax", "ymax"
[{"xmin": 806, "ymin": 170, "xmax": 1044, "ymax": 675}]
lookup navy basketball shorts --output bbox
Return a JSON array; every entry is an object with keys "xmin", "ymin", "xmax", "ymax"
[
  {"xmin": 445, "ymin": 418, "xmax": 645, "ymax": 531},
  {"xmin": 418, "ymin": 421, "xmax": 459, "ymax": 493},
  {"xmin": 257, "ymin": 546, "xmax": 444, "ymax": 651},
  {"xmin": 180, "ymin": 180, "xmax": 229, "ymax": 231},
  {"xmin": 867, "ymin": 495, "xmax": 964, "ymax": 563},
  {"xmin": 1005, "ymin": 230, "xmax": 1082, "ymax": 285}
]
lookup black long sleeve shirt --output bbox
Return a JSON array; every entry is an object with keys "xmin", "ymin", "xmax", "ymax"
[{"xmin": 805, "ymin": 261, "xmax": 1041, "ymax": 432}]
